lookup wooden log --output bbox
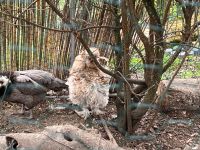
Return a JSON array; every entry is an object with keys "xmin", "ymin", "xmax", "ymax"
[
  {"xmin": 0, "ymin": 124, "xmax": 125, "ymax": 150},
  {"xmin": 156, "ymin": 79, "xmax": 200, "ymax": 112}
]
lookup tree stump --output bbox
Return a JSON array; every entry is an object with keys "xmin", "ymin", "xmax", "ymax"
[{"xmin": 157, "ymin": 79, "xmax": 200, "ymax": 112}]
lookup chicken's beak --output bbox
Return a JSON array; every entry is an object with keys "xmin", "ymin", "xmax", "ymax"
[{"xmin": 0, "ymin": 83, "xmax": 2, "ymax": 87}]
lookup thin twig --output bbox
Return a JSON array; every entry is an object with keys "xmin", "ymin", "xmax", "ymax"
[
  {"xmin": 117, "ymin": 71, "xmax": 139, "ymax": 97},
  {"xmin": 14, "ymin": 0, "xmax": 38, "ymax": 24},
  {"xmin": 99, "ymin": 116, "xmax": 118, "ymax": 146}
]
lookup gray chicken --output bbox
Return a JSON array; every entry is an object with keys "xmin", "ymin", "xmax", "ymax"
[{"xmin": 0, "ymin": 70, "xmax": 68, "ymax": 118}]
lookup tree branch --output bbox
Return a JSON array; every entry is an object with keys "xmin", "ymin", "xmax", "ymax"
[
  {"xmin": 14, "ymin": 0, "xmax": 38, "ymax": 24},
  {"xmin": 0, "ymin": 10, "xmax": 120, "ymax": 32},
  {"xmin": 0, "ymin": 10, "xmax": 71, "ymax": 32},
  {"xmin": 33, "ymin": 0, "xmax": 146, "ymax": 86},
  {"xmin": 127, "ymin": 0, "xmax": 149, "ymax": 48},
  {"xmin": 74, "ymin": 31, "xmax": 119, "ymax": 79},
  {"xmin": 162, "ymin": 0, "xmax": 173, "ymax": 26},
  {"xmin": 162, "ymin": 45, "xmax": 182, "ymax": 73}
]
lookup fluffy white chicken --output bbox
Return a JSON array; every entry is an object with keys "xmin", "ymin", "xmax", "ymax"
[{"xmin": 67, "ymin": 47, "xmax": 110, "ymax": 119}]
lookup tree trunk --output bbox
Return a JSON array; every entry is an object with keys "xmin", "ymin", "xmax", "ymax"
[
  {"xmin": 131, "ymin": 0, "xmax": 164, "ymax": 126},
  {"xmin": 69, "ymin": 0, "xmax": 77, "ymax": 66},
  {"xmin": 157, "ymin": 79, "xmax": 200, "ymax": 112}
]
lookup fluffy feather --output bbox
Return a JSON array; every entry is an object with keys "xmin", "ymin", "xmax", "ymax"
[{"xmin": 67, "ymin": 47, "xmax": 110, "ymax": 119}]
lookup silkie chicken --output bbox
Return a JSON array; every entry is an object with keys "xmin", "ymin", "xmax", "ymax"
[{"xmin": 67, "ymin": 47, "xmax": 111, "ymax": 119}]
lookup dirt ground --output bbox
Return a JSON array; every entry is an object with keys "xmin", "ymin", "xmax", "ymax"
[{"xmin": 1, "ymin": 90, "xmax": 200, "ymax": 150}]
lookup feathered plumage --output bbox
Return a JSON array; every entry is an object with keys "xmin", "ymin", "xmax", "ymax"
[
  {"xmin": 0, "ymin": 70, "xmax": 68, "ymax": 118},
  {"xmin": 67, "ymin": 47, "xmax": 110, "ymax": 119}
]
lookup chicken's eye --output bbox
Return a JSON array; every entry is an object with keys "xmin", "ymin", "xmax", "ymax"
[{"xmin": 88, "ymin": 57, "xmax": 94, "ymax": 63}]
